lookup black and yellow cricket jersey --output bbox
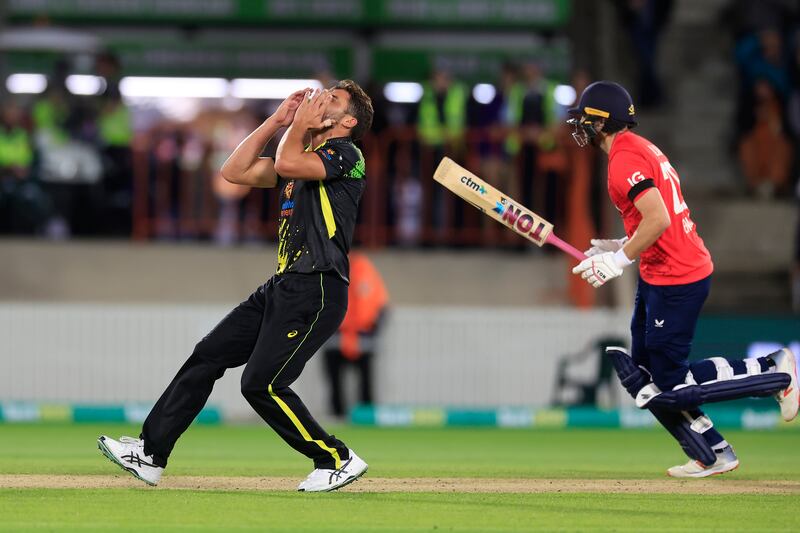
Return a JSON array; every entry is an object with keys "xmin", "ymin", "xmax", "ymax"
[{"xmin": 275, "ymin": 137, "xmax": 365, "ymax": 283}]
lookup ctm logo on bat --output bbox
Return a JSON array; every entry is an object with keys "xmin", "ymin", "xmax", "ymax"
[
  {"xmin": 493, "ymin": 200, "xmax": 547, "ymax": 243},
  {"xmin": 460, "ymin": 175, "xmax": 486, "ymax": 195}
]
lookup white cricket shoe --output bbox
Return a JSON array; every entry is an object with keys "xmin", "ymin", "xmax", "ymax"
[
  {"xmin": 97, "ymin": 435, "xmax": 163, "ymax": 486},
  {"xmin": 667, "ymin": 446, "xmax": 739, "ymax": 478},
  {"xmin": 297, "ymin": 450, "xmax": 368, "ymax": 492},
  {"xmin": 771, "ymin": 348, "xmax": 799, "ymax": 422}
]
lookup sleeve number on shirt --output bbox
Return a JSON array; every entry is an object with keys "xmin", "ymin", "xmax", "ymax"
[{"xmin": 660, "ymin": 161, "xmax": 688, "ymax": 215}]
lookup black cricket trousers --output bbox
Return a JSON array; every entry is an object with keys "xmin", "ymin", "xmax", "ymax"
[{"xmin": 141, "ymin": 272, "xmax": 349, "ymax": 470}]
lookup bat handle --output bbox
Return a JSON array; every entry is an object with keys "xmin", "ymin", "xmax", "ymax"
[{"xmin": 545, "ymin": 233, "xmax": 588, "ymax": 262}]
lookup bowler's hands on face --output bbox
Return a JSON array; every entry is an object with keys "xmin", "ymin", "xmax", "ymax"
[
  {"xmin": 272, "ymin": 89, "xmax": 308, "ymax": 127},
  {"xmin": 294, "ymin": 89, "xmax": 335, "ymax": 130}
]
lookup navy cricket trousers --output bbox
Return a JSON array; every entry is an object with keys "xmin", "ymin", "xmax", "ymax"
[{"xmin": 630, "ymin": 275, "xmax": 712, "ymax": 391}]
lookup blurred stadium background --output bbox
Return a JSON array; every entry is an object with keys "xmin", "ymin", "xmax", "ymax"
[{"xmin": 0, "ymin": 0, "xmax": 798, "ymax": 431}]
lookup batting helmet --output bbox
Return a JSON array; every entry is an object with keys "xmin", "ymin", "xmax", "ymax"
[
  {"xmin": 568, "ymin": 81, "xmax": 637, "ymax": 125},
  {"xmin": 567, "ymin": 81, "xmax": 637, "ymax": 147}
]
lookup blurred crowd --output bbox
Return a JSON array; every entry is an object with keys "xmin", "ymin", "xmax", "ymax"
[
  {"xmin": 386, "ymin": 64, "xmax": 596, "ymax": 248},
  {"xmin": 722, "ymin": 0, "xmax": 800, "ymax": 312},
  {"xmin": 2, "ymin": 18, "xmax": 799, "ymax": 253},
  {"xmin": 1, "ymin": 58, "xmax": 596, "ymax": 249},
  {"xmin": 727, "ymin": 0, "xmax": 800, "ymax": 200},
  {"xmin": 0, "ymin": 54, "xmax": 132, "ymax": 237}
]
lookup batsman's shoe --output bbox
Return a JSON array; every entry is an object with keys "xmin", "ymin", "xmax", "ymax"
[
  {"xmin": 667, "ymin": 446, "xmax": 739, "ymax": 478},
  {"xmin": 97, "ymin": 435, "xmax": 163, "ymax": 486},
  {"xmin": 771, "ymin": 348, "xmax": 799, "ymax": 422},
  {"xmin": 297, "ymin": 450, "xmax": 368, "ymax": 492}
]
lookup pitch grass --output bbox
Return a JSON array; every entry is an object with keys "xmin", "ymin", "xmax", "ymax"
[
  {"xmin": 1, "ymin": 423, "xmax": 799, "ymax": 532},
  {"xmin": 1, "ymin": 423, "xmax": 799, "ymax": 479}
]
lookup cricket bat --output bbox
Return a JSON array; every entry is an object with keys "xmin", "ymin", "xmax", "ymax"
[{"xmin": 433, "ymin": 157, "xmax": 587, "ymax": 261}]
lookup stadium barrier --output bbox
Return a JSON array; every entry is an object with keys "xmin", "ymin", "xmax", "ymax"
[
  {"xmin": 350, "ymin": 405, "xmax": 792, "ymax": 430},
  {"xmin": 0, "ymin": 402, "xmax": 790, "ymax": 431},
  {"xmin": 0, "ymin": 402, "xmax": 221, "ymax": 424},
  {"xmin": 3, "ymin": 303, "xmax": 794, "ymax": 424},
  {"xmin": 0, "ymin": 302, "xmax": 629, "ymax": 419}
]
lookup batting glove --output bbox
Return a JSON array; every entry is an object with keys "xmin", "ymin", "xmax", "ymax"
[
  {"xmin": 584, "ymin": 236, "xmax": 628, "ymax": 257},
  {"xmin": 572, "ymin": 250, "xmax": 633, "ymax": 288}
]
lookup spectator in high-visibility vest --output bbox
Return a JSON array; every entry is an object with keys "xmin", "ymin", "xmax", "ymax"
[
  {"xmin": 520, "ymin": 62, "xmax": 564, "ymax": 227},
  {"xmin": 476, "ymin": 62, "xmax": 526, "ymax": 242},
  {"xmin": 0, "ymin": 104, "xmax": 33, "ymax": 175},
  {"xmin": 95, "ymin": 52, "xmax": 134, "ymax": 235},
  {"xmin": 323, "ymin": 252, "xmax": 389, "ymax": 418},
  {"xmin": 521, "ymin": 62, "xmax": 559, "ymax": 145},
  {"xmin": 0, "ymin": 102, "xmax": 50, "ymax": 234},
  {"xmin": 499, "ymin": 62, "xmax": 526, "ymax": 157},
  {"xmin": 416, "ymin": 68, "xmax": 468, "ymax": 234},
  {"xmin": 416, "ymin": 68, "xmax": 467, "ymax": 149}
]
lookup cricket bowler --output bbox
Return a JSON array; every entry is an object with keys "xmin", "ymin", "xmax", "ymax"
[
  {"xmin": 98, "ymin": 81, "xmax": 373, "ymax": 491},
  {"xmin": 568, "ymin": 81, "xmax": 798, "ymax": 477}
]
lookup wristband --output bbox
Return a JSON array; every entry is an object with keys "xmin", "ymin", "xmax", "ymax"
[{"xmin": 613, "ymin": 248, "xmax": 634, "ymax": 268}]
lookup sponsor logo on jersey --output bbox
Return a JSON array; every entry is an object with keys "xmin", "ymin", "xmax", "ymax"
[
  {"xmin": 280, "ymin": 199, "xmax": 295, "ymax": 218},
  {"xmin": 627, "ymin": 171, "xmax": 646, "ymax": 188},
  {"xmin": 287, "ymin": 330, "xmax": 299, "ymax": 338}
]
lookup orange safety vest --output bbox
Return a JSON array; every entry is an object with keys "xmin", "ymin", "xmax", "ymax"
[{"xmin": 339, "ymin": 253, "xmax": 389, "ymax": 360}]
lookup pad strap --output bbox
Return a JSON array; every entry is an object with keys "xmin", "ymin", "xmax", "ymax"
[{"xmin": 638, "ymin": 373, "xmax": 790, "ymax": 411}]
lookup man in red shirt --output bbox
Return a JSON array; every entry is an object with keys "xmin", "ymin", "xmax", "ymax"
[{"xmin": 567, "ymin": 81, "xmax": 798, "ymax": 477}]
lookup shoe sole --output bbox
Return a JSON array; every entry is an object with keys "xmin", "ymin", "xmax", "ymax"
[
  {"xmin": 298, "ymin": 465, "xmax": 369, "ymax": 493},
  {"xmin": 777, "ymin": 348, "xmax": 799, "ymax": 422},
  {"xmin": 667, "ymin": 460, "xmax": 739, "ymax": 479},
  {"xmin": 97, "ymin": 437, "xmax": 158, "ymax": 487}
]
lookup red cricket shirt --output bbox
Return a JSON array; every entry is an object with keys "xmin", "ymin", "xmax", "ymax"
[{"xmin": 607, "ymin": 131, "xmax": 713, "ymax": 285}]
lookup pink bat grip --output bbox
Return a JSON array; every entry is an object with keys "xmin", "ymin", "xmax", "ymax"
[{"xmin": 545, "ymin": 232, "xmax": 588, "ymax": 262}]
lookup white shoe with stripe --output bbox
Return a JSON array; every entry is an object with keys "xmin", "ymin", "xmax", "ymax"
[
  {"xmin": 667, "ymin": 446, "xmax": 739, "ymax": 478},
  {"xmin": 297, "ymin": 449, "xmax": 368, "ymax": 492},
  {"xmin": 97, "ymin": 435, "xmax": 163, "ymax": 486}
]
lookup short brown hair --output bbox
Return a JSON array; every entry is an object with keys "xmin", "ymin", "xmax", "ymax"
[{"xmin": 334, "ymin": 79, "xmax": 373, "ymax": 140}]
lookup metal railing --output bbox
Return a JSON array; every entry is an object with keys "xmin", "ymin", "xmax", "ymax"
[{"xmin": 130, "ymin": 125, "xmax": 601, "ymax": 251}]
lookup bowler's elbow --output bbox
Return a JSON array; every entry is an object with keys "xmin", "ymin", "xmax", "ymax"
[
  {"xmin": 273, "ymin": 158, "xmax": 291, "ymax": 177},
  {"xmin": 219, "ymin": 165, "xmax": 241, "ymax": 185}
]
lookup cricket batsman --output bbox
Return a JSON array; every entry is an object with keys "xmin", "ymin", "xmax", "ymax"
[
  {"xmin": 98, "ymin": 81, "xmax": 373, "ymax": 491},
  {"xmin": 568, "ymin": 81, "xmax": 798, "ymax": 477}
]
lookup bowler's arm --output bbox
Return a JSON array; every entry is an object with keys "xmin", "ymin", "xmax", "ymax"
[
  {"xmin": 273, "ymin": 121, "xmax": 327, "ymax": 181},
  {"xmin": 220, "ymin": 117, "xmax": 282, "ymax": 188}
]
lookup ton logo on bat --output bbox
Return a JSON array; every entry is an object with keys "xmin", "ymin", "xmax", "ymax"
[{"xmin": 497, "ymin": 201, "xmax": 547, "ymax": 243}]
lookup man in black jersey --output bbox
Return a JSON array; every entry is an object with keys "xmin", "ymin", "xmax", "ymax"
[{"xmin": 98, "ymin": 81, "xmax": 374, "ymax": 492}]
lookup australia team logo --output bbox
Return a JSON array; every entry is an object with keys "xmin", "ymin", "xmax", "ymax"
[
  {"xmin": 318, "ymin": 148, "xmax": 336, "ymax": 161},
  {"xmin": 284, "ymin": 180, "xmax": 294, "ymax": 199}
]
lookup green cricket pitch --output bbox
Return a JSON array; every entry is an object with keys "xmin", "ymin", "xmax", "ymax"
[{"xmin": 1, "ymin": 423, "xmax": 799, "ymax": 532}]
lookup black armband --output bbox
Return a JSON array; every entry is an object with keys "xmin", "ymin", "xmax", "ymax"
[{"xmin": 627, "ymin": 179, "xmax": 656, "ymax": 202}]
